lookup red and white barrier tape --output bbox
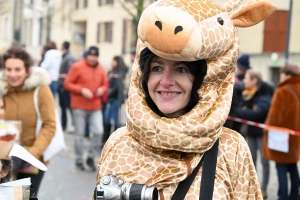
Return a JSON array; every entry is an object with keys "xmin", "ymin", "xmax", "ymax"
[{"xmin": 227, "ymin": 116, "xmax": 300, "ymax": 136}]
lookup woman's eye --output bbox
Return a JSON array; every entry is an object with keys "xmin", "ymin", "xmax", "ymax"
[
  {"xmin": 177, "ymin": 67, "xmax": 188, "ymax": 73},
  {"xmin": 151, "ymin": 66, "xmax": 161, "ymax": 72}
]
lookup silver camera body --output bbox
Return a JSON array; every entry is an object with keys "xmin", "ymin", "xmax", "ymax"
[{"xmin": 94, "ymin": 175, "xmax": 158, "ymax": 200}]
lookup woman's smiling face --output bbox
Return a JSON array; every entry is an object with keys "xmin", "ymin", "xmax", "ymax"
[
  {"xmin": 147, "ymin": 56, "xmax": 194, "ymax": 118},
  {"xmin": 5, "ymin": 58, "xmax": 28, "ymax": 87}
]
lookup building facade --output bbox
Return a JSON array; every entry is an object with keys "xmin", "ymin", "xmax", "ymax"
[
  {"xmin": 51, "ymin": 0, "xmax": 300, "ymax": 83},
  {"xmin": 1, "ymin": 0, "xmax": 299, "ymax": 83},
  {"xmin": 0, "ymin": 0, "xmax": 15, "ymax": 54},
  {"xmin": 0, "ymin": 0, "xmax": 49, "ymax": 63},
  {"xmin": 215, "ymin": 0, "xmax": 300, "ymax": 84},
  {"xmin": 51, "ymin": 0, "xmax": 153, "ymax": 69}
]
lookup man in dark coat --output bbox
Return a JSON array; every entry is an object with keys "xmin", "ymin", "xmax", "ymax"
[
  {"xmin": 58, "ymin": 41, "xmax": 76, "ymax": 131},
  {"xmin": 224, "ymin": 54, "xmax": 274, "ymax": 132},
  {"xmin": 236, "ymin": 69, "xmax": 271, "ymax": 198}
]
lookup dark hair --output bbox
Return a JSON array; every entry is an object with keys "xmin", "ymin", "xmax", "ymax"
[
  {"xmin": 0, "ymin": 159, "xmax": 12, "ymax": 183},
  {"xmin": 0, "ymin": 55, "xmax": 3, "ymax": 70},
  {"xmin": 3, "ymin": 48, "xmax": 32, "ymax": 72},
  {"xmin": 139, "ymin": 48, "xmax": 207, "ymax": 117},
  {"xmin": 112, "ymin": 56, "xmax": 128, "ymax": 75},
  {"xmin": 281, "ymin": 64, "xmax": 300, "ymax": 76},
  {"xmin": 46, "ymin": 41, "xmax": 57, "ymax": 50},
  {"xmin": 62, "ymin": 41, "xmax": 70, "ymax": 50}
]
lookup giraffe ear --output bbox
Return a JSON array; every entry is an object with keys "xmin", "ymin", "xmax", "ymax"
[{"xmin": 231, "ymin": 1, "xmax": 277, "ymax": 28}]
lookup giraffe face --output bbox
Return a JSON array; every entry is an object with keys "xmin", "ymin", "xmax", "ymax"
[{"xmin": 138, "ymin": 0, "xmax": 235, "ymax": 61}]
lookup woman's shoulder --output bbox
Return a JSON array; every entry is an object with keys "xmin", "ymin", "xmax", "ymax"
[
  {"xmin": 219, "ymin": 127, "xmax": 250, "ymax": 160},
  {"xmin": 99, "ymin": 127, "xmax": 131, "ymax": 160},
  {"xmin": 36, "ymin": 85, "xmax": 54, "ymax": 101},
  {"xmin": 38, "ymin": 85, "xmax": 52, "ymax": 92}
]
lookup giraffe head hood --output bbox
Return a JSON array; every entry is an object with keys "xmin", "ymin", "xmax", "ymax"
[{"xmin": 126, "ymin": 0, "xmax": 276, "ymax": 153}]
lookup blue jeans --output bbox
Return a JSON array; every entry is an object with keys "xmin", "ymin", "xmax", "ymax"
[
  {"xmin": 276, "ymin": 163, "xmax": 299, "ymax": 200},
  {"xmin": 49, "ymin": 81, "xmax": 58, "ymax": 97},
  {"xmin": 104, "ymin": 100, "xmax": 120, "ymax": 126}
]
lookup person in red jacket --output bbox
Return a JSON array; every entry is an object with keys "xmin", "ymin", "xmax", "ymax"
[{"xmin": 64, "ymin": 46, "xmax": 108, "ymax": 171}]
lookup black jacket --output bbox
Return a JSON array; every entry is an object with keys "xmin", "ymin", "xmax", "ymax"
[
  {"xmin": 107, "ymin": 71, "xmax": 125, "ymax": 105},
  {"xmin": 235, "ymin": 82, "xmax": 272, "ymax": 137},
  {"xmin": 58, "ymin": 51, "xmax": 76, "ymax": 86},
  {"xmin": 224, "ymin": 81, "xmax": 274, "ymax": 133}
]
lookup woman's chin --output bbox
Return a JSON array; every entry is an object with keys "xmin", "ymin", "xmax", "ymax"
[
  {"xmin": 8, "ymin": 81, "xmax": 22, "ymax": 87},
  {"xmin": 159, "ymin": 108, "xmax": 184, "ymax": 118}
]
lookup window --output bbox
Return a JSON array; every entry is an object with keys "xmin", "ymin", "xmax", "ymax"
[
  {"xmin": 97, "ymin": 23, "xmax": 101, "ymax": 43},
  {"xmin": 75, "ymin": 0, "xmax": 79, "ymax": 9},
  {"xmin": 104, "ymin": 22, "xmax": 113, "ymax": 42},
  {"xmin": 98, "ymin": 0, "xmax": 114, "ymax": 6},
  {"xmin": 122, "ymin": 19, "xmax": 128, "ymax": 54},
  {"xmin": 96, "ymin": 22, "xmax": 113, "ymax": 43},
  {"xmin": 263, "ymin": 10, "xmax": 288, "ymax": 52},
  {"xmin": 39, "ymin": 17, "xmax": 44, "ymax": 45},
  {"xmin": 73, "ymin": 23, "xmax": 86, "ymax": 45},
  {"xmin": 83, "ymin": 0, "xmax": 88, "ymax": 8},
  {"xmin": 4, "ymin": 17, "xmax": 9, "ymax": 40},
  {"xmin": 106, "ymin": 0, "xmax": 114, "ymax": 5}
]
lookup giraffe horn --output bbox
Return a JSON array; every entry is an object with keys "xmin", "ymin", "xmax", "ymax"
[{"xmin": 222, "ymin": 0, "xmax": 243, "ymax": 12}]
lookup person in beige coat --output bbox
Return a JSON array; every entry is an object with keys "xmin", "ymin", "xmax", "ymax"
[{"xmin": 0, "ymin": 47, "xmax": 56, "ymax": 195}]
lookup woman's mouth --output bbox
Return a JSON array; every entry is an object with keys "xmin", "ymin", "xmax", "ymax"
[{"xmin": 158, "ymin": 91, "xmax": 181, "ymax": 99}]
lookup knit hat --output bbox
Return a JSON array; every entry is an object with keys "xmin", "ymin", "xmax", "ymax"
[
  {"xmin": 87, "ymin": 46, "xmax": 99, "ymax": 57},
  {"xmin": 237, "ymin": 54, "xmax": 251, "ymax": 71}
]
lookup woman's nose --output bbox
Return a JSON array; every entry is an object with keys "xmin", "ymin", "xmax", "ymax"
[{"xmin": 160, "ymin": 70, "xmax": 175, "ymax": 87}]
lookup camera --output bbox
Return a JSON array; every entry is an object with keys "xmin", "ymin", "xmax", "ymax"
[{"xmin": 94, "ymin": 175, "xmax": 158, "ymax": 200}]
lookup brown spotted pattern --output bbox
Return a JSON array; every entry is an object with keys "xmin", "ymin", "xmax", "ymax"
[
  {"xmin": 96, "ymin": 0, "xmax": 266, "ymax": 199},
  {"xmin": 157, "ymin": 0, "xmax": 222, "ymax": 22}
]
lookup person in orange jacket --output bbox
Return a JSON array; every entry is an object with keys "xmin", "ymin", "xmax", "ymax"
[{"xmin": 64, "ymin": 46, "xmax": 108, "ymax": 171}]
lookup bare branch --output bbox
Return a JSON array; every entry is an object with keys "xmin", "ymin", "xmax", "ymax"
[
  {"xmin": 116, "ymin": 0, "xmax": 135, "ymax": 17},
  {"xmin": 126, "ymin": 0, "xmax": 138, "ymax": 9}
]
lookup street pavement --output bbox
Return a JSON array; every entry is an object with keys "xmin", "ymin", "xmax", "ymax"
[{"xmin": 38, "ymin": 132, "xmax": 100, "ymax": 200}]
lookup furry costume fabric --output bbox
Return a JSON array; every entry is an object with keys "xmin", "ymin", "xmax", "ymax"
[{"xmin": 96, "ymin": 0, "xmax": 276, "ymax": 199}]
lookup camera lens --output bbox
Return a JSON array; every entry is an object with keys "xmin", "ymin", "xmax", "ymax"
[
  {"xmin": 144, "ymin": 187, "xmax": 158, "ymax": 200},
  {"xmin": 127, "ymin": 184, "xmax": 158, "ymax": 200}
]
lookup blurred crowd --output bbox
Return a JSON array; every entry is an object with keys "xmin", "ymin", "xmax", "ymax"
[
  {"xmin": 0, "ymin": 41, "xmax": 133, "ymax": 198},
  {"xmin": 224, "ymin": 54, "xmax": 300, "ymax": 200},
  {"xmin": 0, "ymin": 42, "xmax": 300, "ymax": 200}
]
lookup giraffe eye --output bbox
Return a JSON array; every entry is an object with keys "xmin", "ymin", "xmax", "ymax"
[{"xmin": 217, "ymin": 17, "xmax": 224, "ymax": 25}]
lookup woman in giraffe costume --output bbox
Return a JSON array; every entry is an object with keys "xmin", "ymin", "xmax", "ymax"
[{"xmin": 96, "ymin": 0, "xmax": 276, "ymax": 199}]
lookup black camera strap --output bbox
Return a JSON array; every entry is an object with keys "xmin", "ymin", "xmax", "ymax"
[{"xmin": 171, "ymin": 139, "xmax": 219, "ymax": 200}]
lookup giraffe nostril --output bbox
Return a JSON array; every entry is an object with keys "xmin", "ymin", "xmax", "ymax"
[
  {"xmin": 174, "ymin": 26, "xmax": 183, "ymax": 34},
  {"xmin": 155, "ymin": 21, "xmax": 162, "ymax": 31},
  {"xmin": 217, "ymin": 17, "xmax": 224, "ymax": 25}
]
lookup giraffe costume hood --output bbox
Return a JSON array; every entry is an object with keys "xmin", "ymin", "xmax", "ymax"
[{"xmin": 97, "ymin": 0, "xmax": 276, "ymax": 199}]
